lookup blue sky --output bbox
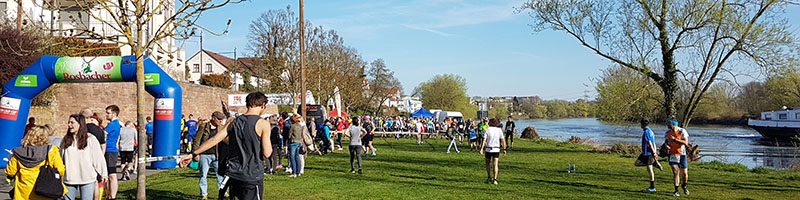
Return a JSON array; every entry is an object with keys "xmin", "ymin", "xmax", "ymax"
[{"xmin": 183, "ymin": 0, "xmax": 800, "ymax": 100}]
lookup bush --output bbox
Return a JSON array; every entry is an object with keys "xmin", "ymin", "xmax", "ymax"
[
  {"xmin": 201, "ymin": 73, "xmax": 232, "ymax": 89},
  {"xmin": 567, "ymin": 136, "xmax": 589, "ymax": 144},
  {"xmin": 751, "ymin": 167, "xmax": 775, "ymax": 174},
  {"xmin": 606, "ymin": 143, "xmax": 641, "ymax": 155},
  {"xmin": 695, "ymin": 161, "xmax": 749, "ymax": 173}
]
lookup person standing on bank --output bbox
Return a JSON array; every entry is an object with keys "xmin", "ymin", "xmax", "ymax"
[
  {"xmin": 118, "ymin": 121, "xmax": 137, "ymax": 181},
  {"xmin": 504, "ymin": 116, "xmax": 516, "ymax": 150},
  {"xmin": 636, "ymin": 119, "xmax": 661, "ymax": 192},
  {"xmin": 60, "ymin": 115, "xmax": 108, "ymax": 200},
  {"xmin": 192, "ymin": 111, "xmax": 227, "ymax": 200},
  {"xmin": 180, "ymin": 92, "xmax": 272, "ymax": 200},
  {"xmin": 287, "ymin": 115, "xmax": 304, "ymax": 177},
  {"xmin": 347, "ymin": 117, "xmax": 368, "ymax": 174},
  {"xmin": 480, "ymin": 118, "xmax": 506, "ymax": 185},
  {"xmin": 665, "ymin": 119, "xmax": 690, "ymax": 197}
]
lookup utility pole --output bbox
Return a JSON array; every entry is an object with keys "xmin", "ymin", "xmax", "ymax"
[{"xmin": 300, "ymin": 0, "xmax": 307, "ymax": 118}]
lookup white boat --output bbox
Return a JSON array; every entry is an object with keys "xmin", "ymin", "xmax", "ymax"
[{"xmin": 748, "ymin": 108, "xmax": 800, "ymax": 139}]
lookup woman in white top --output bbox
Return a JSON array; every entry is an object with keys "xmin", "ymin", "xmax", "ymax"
[
  {"xmin": 480, "ymin": 118, "xmax": 506, "ymax": 185},
  {"xmin": 60, "ymin": 114, "xmax": 108, "ymax": 200}
]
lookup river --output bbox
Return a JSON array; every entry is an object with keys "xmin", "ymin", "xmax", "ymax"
[{"xmin": 514, "ymin": 118, "xmax": 800, "ymax": 169}]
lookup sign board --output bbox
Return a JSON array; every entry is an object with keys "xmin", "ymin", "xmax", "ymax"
[
  {"xmin": 144, "ymin": 73, "xmax": 160, "ymax": 86},
  {"xmin": 55, "ymin": 56, "xmax": 123, "ymax": 83},
  {"xmin": 228, "ymin": 94, "xmax": 247, "ymax": 107},
  {"xmin": 154, "ymin": 98, "xmax": 174, "ymax": 120},
  {"xmin": 0, "ymin": 97, "xmax": 22, "ymax": 120},
  {"xmin": 14, "ymin": 75, "xmax": 37, "ymax": 87},
  {"xmin": 228, "ymin": 92, "xmax": 316, "ymax": 106}
]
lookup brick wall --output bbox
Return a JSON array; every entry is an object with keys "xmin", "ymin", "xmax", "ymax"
[{"xmin": 29, "ymin": 82, "xmax": 278, "ymax": 134}]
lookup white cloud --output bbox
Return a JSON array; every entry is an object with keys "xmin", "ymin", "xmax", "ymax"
[{"xmin": 401, "ymin": 24, "xmax": 457, "ymax": 37}]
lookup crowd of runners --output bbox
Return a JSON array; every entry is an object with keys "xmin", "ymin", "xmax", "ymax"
[{"xmin": 4, "ymin": 91, "xmax": 693, "ymax": 199}]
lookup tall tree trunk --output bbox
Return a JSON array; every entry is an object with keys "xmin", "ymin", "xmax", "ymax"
[{"xmin": 135, "ymin": 6, "xmax": 147, "ymax": 200}]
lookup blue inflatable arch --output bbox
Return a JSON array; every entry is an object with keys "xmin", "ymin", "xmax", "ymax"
[{"xmin": 1, "ymin": 55, "xmax": 182, "ymax": 169}]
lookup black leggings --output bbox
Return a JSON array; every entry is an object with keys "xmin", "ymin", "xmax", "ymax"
[
  {"xmin": 349, "ymin": 145, "xmax": 363, "ymax": 170},
  {"xmin": 505, "ymin": 131, "xmax": 514, "ymax": 147},
  {"xmin": 322, "ymin": 137, "xmax": 331, "ymax": 154},
  {"xmin": 266, "ymin": 145, "xmax": 279, "ymax": 172}
]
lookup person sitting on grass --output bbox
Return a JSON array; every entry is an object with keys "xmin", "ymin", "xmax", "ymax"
[
  {"xmin": 480, "ymin": 118, "xmax": 506, "ymax": 185},
  {"xmin": 636, "ymin": 119, "xmax": 662, "ymax": 193}
]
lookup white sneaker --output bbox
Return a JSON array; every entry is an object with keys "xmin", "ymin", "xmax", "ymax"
[
  {"xmin": 300, "ymin": 169, "xmax": 304, "ymax": 174},
  {"xmin": 285, "ymin": 168, "xmax": 292, "ymax": 173}
]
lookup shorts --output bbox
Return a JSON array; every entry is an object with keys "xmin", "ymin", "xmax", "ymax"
[
  {"xmin": 105, "ymin": 152, "xmax": 119, "ymax": 173},
  {"xmin": 485, "ymin": 152, "xmax": 500, "ymax": 159},
  {"xmin": 364, "ymin": 134, "xmax": 374, "ymax": 143},
  {"xmin": 228, "ymin": 178, "xmax": 264, "ymax": 200},
  {"xmin": 147, "ymin": 134, "xmax": 154, "ymax": 147},
  {"xmin": 636, "ymin": 154, "xmax": 655, "ymax": 166},
  {"xmin": 669, "ymin": 155, "xmax": 688, "ymax": 169},
  {"xmin": 120, "ymin": 151, "xmax": 135, "ymax": 164}
]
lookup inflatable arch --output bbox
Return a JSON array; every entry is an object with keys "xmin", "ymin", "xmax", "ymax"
[{"xmin": 1, "ymin": 56, "xmax": 182, "ymax": 169}]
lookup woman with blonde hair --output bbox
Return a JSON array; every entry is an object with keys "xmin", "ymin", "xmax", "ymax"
[
  {"xmin": 60, "ymin": 114, "xmax": 108, "ymax": 200},
  {"xmin": 5, "ymin": 125, "xmax": 68, "ymax": 200}
]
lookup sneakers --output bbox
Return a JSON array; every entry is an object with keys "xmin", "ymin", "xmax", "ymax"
[
  {"xmin": 350, "ymin": 170, "xmax": 356, "ymax": 174},
  {"xmin": 201, "ymin": 195, "xmax": 208, "ymax": 200},
  {"xmin": 285, "ymin": 168, "xmax": 292, "ymax": 173},
  {"xmin": 492, "ymin": 179, "xmax": 498, "ymax": 185},
  {"xmin": 338, "ymin": 147, "xmax": 343, "ymax": 151},
  {"xmin": 288, "ymin": 174, "xmax": 297, "ymax": 178},
  {"xmin": 683, "ymin": 187, "xmax": 690, "ymax": 195},
  {"xmin": 484, "ymin": 178, "xmax": 491, "ymax": 184},
  {"xmin": 300, "ymin": 169, "xmax": 304, "ymax": 174},
  {"xmin": 642, "ymin": 188, "xmax": 657, "ymax": 192},
  {"xmin": 672, "ymin": 192, "xmax": 680, "ymax": 197},
  {"xmin": 358, "ymin": 169, "xmax": 362, "ymax": 174},
  {"xmin": 371, "ymin": 153, "xmax": 376, "ymax": 157},
  {"xmin": 276, "ymin": 164, "xmax": 284, "ymax": 169}
]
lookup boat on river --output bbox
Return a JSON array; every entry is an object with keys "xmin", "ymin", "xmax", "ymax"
[{"xmin": 748, "ymin": 108, "xmax": 800, "ymax": 139}]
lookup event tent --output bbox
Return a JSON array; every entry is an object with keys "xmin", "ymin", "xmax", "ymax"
[
  {"xmin": 329, "ymin": 108, "xmax": 350, "ymax": 118},
  {"xmin": 411, "ymin": 107, "xmax": 435, "ymax": 118}
]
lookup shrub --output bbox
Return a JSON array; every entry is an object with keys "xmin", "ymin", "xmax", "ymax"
[
  {"xmin": 606, "ymin": 143, "xmax": 641, "ymax": 155},
  {"xmin": 201, "ymin": 73, "xmax": 232, "ymax": 89},
  {"xmin": 695, "ymin": 161, "xmax": 749, "ymax": 173},
  {"xmin": 567, "ymin": 136, "xmax": 589, "ymax": 144},
  {"xmin": 751, "ymin": 167, "xmax": 774, "ymax": 174}
]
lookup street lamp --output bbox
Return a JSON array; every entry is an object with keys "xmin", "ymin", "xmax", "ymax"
[{"xmin": 189, "ymin": 28, "xmax": 203, "ymax": 84}]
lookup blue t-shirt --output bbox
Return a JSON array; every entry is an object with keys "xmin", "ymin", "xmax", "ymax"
[
  {"xmin": 186, "ymin": 120, "xmax": 198, "ymax": 141},
  {"xmin": 145, "ymin": 122, "xmax": 153, "ymax": 134},
  {"xmin": 469, "ymin": 129, "xmax": 477, "ymax": 139},
  {"xmin": 641, "ymin": 127, "xmax": 655, "ymax": 156},
  {"xmin": 106, "ymin": 119, "xmax": 121, "ymax": 153},
  {"xmin": 324, "ymin": 126, "xmax": 331, "ymax": 139}
]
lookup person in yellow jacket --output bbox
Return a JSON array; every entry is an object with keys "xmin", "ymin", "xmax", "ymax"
[{"xmin": 5, "ymin": 125, "xmax": 68, "ymax": 200}]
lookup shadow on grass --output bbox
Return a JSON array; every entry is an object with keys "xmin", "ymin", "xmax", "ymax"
[{"xmin": 118, "ymin": 188, "xmax": 199, "ymax": 200}]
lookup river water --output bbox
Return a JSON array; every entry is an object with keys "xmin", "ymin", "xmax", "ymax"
[{"xmin": 514, "ymin": 118, "xmax": 800, "ymax": 169}]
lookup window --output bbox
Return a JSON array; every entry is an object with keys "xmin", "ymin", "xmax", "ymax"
[
  {"xmin": 796, "ymin": 113, "xmax": 800, "ymax": 120},
  {"xmin": 193, "ymin": 64, "xmax": 199, "ymax": 73},
  {"xmin": 779, "ymin": 114, "xmax": 788, "ymax": 120},
  {"xmin": 765, "ymin": 114, "xmax": 772, "ymax": 120},
  {"xmin": 206, "ymin": 64, "xmax": 212, "ymax": 73}
]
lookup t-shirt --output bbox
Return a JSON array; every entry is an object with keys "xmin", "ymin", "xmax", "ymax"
[
  {"xmin": 666, "ymin": 128, "xmax": 689, "ymax": 156},
  {"xmin": 348, "ymin": 125, "xmax": 364, "ymax": 146},
  {"xmin": 145, "ymin": 122, "xmax": 153, "ymax": 134},
  {"xmin": 469, "ymin": 129, "xmax": 477, "ymax": 139},
  {"xmin": 364, "ymin": 122, "xmax": 374, "ymax": 135},
  {"xmin": 484, "ymin": 127, "xmax": 503, "ymax": 153},
  {"xmin": 641, "ymin": 127, "xmax": 655, "ymax": 156},
  {"xmin": 86, "ymin": 123, "xmax": 106, "ymax": 145},
  {"xmin": 505, "ymin": 121, "xmax": 515, "ymax": 132},
  {"xmin": 119, "ymin": 127, "xmax": 137, "ymax": 151},
  {"xmin": 324, "ymin": 126, "xmax": 331, "ymax": 139},
  {"xmin": 186, "ymin": 120, "xmax": 198, "ymax": 141},
  {"xmin": 270, "ymin": 123, "xmax": 281, "ymax": 145},
  {"xmin": 105, "ymin": 119, "xmax": 122, "ymax": 153}
]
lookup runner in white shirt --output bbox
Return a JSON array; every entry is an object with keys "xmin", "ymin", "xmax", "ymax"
[{"xmin": 480, "ymin": 118, "xmax": 507, "ymax": 185}]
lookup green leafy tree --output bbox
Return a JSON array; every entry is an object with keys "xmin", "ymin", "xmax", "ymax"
[
  {"xmin": 489, "ymin": 104, "xmax": 510, "ymax": 119},
  {"xmin": 521, "ymin": 0, "xmax": 796, "ymax": 126},
  {"xmin": 595, "ymin": 66, "xmax": 663, "ymax": 121},
  {"xmin": 414, "ymin": 74, "xmax": 476, "ymax": 118}
]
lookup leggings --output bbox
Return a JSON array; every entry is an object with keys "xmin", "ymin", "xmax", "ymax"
[
  {"xmin": 505, "ymin": 131, "xmax": 514, "ymax": 147},
  {"xmin": 349, "ymin": 145, "xmax": 363, "ymax": 170},
  {"xmin": 266, "ymin": 145, "xmax": 279, "ymax": 172}
]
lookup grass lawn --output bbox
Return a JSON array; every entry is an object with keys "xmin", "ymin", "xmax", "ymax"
[{"xmin": 118, "ymin": 137, "xmax": 800, "ymax": 199}]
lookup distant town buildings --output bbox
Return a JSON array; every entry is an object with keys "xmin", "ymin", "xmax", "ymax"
[
  {"xmin": 1, "ymin": 0, "xmax": 186, "ymax": 81},
  {"xmin": 186, "ymin": 50, "xmax": 269, "ymax": 91}
]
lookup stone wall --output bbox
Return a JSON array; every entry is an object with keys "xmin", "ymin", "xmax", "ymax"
[{"xmin": 29, "ymin": 82, "xmax": 278, "ymax": 134}]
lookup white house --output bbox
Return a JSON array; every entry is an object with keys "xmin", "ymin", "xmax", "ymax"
[
  {"xmin": 0, "ymin": 0, "xmax": 186, "ymax": 81},
  {"xmin": 186, "ymin": 50, "xmax": 269, "ymax": 90}
]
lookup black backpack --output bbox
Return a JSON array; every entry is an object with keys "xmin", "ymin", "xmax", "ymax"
[{"xmin": 34, "ymin": 145, "xmax": 64, "ymax": 199}]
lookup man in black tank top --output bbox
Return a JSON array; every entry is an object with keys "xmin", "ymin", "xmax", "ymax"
[{"xmin": 181, "ymin": 92, "xmax": 273, "ymax": 200}]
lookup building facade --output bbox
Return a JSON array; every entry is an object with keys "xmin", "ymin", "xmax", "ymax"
[{"xmin": 186, "ymin": 50, "xmax": 269, "ymax": 91}]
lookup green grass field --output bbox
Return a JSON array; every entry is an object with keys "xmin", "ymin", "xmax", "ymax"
[{"xmin": 118, "ymin": 137, "xmax": 800, "ymax": 199}]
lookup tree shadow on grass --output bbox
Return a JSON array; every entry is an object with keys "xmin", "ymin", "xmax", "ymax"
[{"xmin": 118, "ymin": 188, "xmax": 199, "ymax": 200}]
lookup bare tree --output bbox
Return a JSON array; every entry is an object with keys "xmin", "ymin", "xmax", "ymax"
[{"xmin": 520, "ymin": 0, "xmax": 797, "ymax": 126}]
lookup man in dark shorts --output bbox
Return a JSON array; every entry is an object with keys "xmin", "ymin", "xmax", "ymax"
[
  {"xmin": 504, "ymin": 116, "xmax": 516, "ymax": 150},
  {"xmin": 636, "ymin": 119, "xmax": 661, "ymax": 193},
  {"xmin": 181, "ymin": 92, "xmax": 273, "ymax": 200},
  {"xmin": 104, "ymin": 105, "xmax": 122, "ymax": 200}
]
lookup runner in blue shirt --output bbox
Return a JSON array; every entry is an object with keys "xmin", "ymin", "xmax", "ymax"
[
  {"xmin": 186, "ymin": 114, "xmax": 199, "ymax": 152},
  {"xmin": 637, "ymin": 119, "xmax": 662, "ymax": 193},
  {"xmin": 104, "ymin": 105, "xmax": 122, "ymax": 200}
]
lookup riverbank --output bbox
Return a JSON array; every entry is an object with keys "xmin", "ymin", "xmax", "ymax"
[{"xmin": 116, "ymin": 138, "xmax": 800, "ymax": 199}]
